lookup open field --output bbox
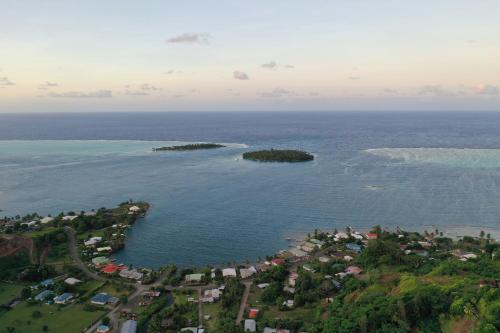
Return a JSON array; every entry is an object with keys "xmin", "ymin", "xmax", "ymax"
[
  {"xmin": 0, "ymin": 302, "xmax": 106, "ymax": 333},
  {"xmin": 0, "ymin": 283, "xmax": 24, "ymax": 305}
]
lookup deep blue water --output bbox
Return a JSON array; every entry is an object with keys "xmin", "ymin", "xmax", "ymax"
[{"xmin": 1, "ymin": 111, "xmax": 500, "ymax": 267}]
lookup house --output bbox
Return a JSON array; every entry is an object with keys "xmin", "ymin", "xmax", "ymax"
[
  {"xmin": 120, "ymin": 269, "xmax": 144, "ymax": 280},
  {"xmin": 343, "ymin": 255, "xmax": 354, "ymax": 262},
  {"xmin": 345, "ymin": 243, "xmax": 362, "ymax": 253},
  {"xmin": 331, "ymin": 279, "xmax": 342, "ymax": 289},
  {"xmin": 257, "ymin": 283, "xmax": 270, "ymax": 289},
  {"xmin": 54, "ymin": 292, "xmax": 74, "ymax": 304},
  {"xmin": 366, "ymin": 233, "xmax": 378, "ymax": 240},
  {"xmin": 62, "ymin": 215, "xmax": 78, "ymax": 221},
  {"xmin": 91, "ymin": 293, "xmax": 114, "ymax": 305},
  {"xmin": 283, "ymin": 286, "xmax": 295, "ymax": 294},
  {"xmin": 120, "ymin": 320, "xmax": 137, "ymax": 333},
  {"xmin": 319, "ymin": 256, "xmax": 330, "ymax": 263},
  {"xmin": 244, "ymin": 319, "xmax": 256, "ymax": 332},
  {"xmin": 92, "ymin": 256, "xmax": 110, "ymax": 266},
  {"xmin": 97, "ymin": 246, "xmax": 112, "ymax": 252},
  {"xmin": 40, "ymin": 216, "xmax": 54, "ymax": 224},
  {"xmin": 21, "ymin": 221, "xmax": 38, "ymax": 228},
  {"xmin": 180, "ymin": 328, "xmax": 204, "ymax": 333},
  {"xmin": 300, "ymin": 243, "xmax": 316, "ymax": 253},
  {"xmin": 222, "ymin": 268, "xmax": 237, "ymax": 277},
  {"xmin": 288, "ymin": 248, "xmax": 307, "ymax": 258},
  {"xmin": 142, "ymin": 291, "xmax": 161, "ymax": 298},
  {"xmin": 335, "ymin": 272, "xmax": 348, "ymax": 279},
  {"xmin": 288, "ymin": 272, "xmax": 299, "ymax": 287},
  {"xmin": 309, "ymin": 238, "xmax": 325, "ymax": 247},
  {"xmin": 283, "ymin": 299, "xmax": 294, "ymax": 308},
  {"xmin": 240, "ymin": 267, "xmax": 257, "ymax": 279},
  {"xmin": 101, "ymin": 263, "xmax": 125, "ymax": 274},
  {"xmin": 83, "ymin": 236, "xmax": 102, "ymax": 246},
  {"xmin": 129, "ymin": 206, "xmax": 141, "ymax": 213},
  {"xmin": 303, "ymin": 264, "xmax": 315, "ymax": 273},
  {"xmin": 185, "ymin": 273, "xmax": 204, "ymax": 283},
  {"xmin": 204, "ymin": 289, "xmax": 221, "ymax": 300},
  {"xmin": 271, "ymin": 258, "xmax": 285, "ymax": 266},
  {"xmin": 346, "ymin": 266, "xmax": 363, "ymax": 275},
  {"xmin": 96, "ymin": 325, "xmax": 111, "ymax": 333},
  {"xmin": 248, "ymin": 308, "xmax": 259, "ymax": 319},
  {"xmin": 64, "ymin": 277, "xmax": 82, "ymax": 285},
  {"xmin": 263, "ymin": 329, "xmax": 276, "ymax": 333},
  {"xmin": 40, "ymin": 279, "xmax": 54, "ymax": 288},
  {"xmin": 34, "ymin": 290, "xmax": 54, "ymax": 301}
]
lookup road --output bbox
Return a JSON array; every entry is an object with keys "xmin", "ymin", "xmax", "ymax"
[
  {"xmin": 235, "ymin": 280, "xmax": 253, "ymax": 325},
  {"xmin": 64, "ymin": 226, "xmax": 105, "ymax": 282}
]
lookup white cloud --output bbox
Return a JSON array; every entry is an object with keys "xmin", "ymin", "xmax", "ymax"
[
  {"xmin": 348, "ymin": 76, "xmax": 361, "ymax": 80},
  {"xmin": 418, "ymin": 85, "xmax": 454, "ymax": 97},
  {"xmin": 284, "ymin": 64, "xmax": 295, "ymax": 69},
  {"xmin": 475, "ymin": 83, "xmax": 499, "ymax": 95},
  {"xmin": 260, "ymin": 87, "xmax": 295, "ymax": 98},
  {"xmin": 46, "ymin": 90, "xmax": 112, "ymax": 98},
  {"xmin": 166, "ymin": 33, "xmax": 211, "ymax": 44},
  {"xmin": 0, "ymin": 77, "xmax": 15, "ymax": 86},
  {"xmin": 38, "ymin": 81, "xmax": 59, "ymax": 90},
  {"xmin": 261, "ymin": 61, "xmax": 277, "ymax": 69},
  {"xmin": 233, "ymin": 71, "xmax": 249, "ymax": 80}
]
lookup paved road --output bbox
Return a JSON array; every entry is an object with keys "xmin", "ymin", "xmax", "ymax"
[
  {"xmin": 236, "ymin": 280, "xmax": 253, "ymax": 325},
  {"xmin": 64, "ymin": 227, "xmax": 106, "ymax": 282}
]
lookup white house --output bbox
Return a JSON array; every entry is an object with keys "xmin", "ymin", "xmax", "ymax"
[{"xmin": 222, "ymin": 268, "xmax": 237, "ymax": 278}]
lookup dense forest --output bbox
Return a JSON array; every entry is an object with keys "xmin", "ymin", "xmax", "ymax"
[
  {"xmin": 153, "ymin": 143, "xmax": 225, "ymax": 151},
  {"xmin": 242, "ymin": 149, "xmax": 314, "ymax": 162}
]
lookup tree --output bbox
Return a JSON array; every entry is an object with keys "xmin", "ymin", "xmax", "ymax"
[
  {"xmin": 101, "ymin": 317, "xmax": 110, "ymax": 326},
  {"xmin": 42, "ymin": 325, "xmax": 49, "ymax": 332},
  {"xmin": 120, "ymin": 295, "xmax": 128, "ymax": 305},
  {"xmin": 21, "ymin": 287, "xmax": 31, "ymax": 299}
]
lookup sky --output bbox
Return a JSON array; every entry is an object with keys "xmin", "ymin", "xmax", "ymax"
[{"xmin": 0, "ymin": 0, "xmax": 499, "ymax": 112}]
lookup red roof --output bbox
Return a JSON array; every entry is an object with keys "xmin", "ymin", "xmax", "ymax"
[
  {"xmin": 248, "ymin": 308, "xmax": 259, "ymax": 319},
  {"xmin": 271, "ymin": 258, "xmax": 285, "ymax": 266},
  {"xmin": 101, "ymin": 263, "xmax": 126, "ymax": 274},
  {"xmin": 366, "ymin": 233, "xmax": 378, "ymax": 239}
]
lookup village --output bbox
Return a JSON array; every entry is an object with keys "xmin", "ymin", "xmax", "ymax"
[{"xmin": 0, "ymin": 202, "xmax": 499, "ymax": 333}]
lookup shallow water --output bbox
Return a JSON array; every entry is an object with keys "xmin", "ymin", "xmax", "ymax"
[{"xmin": 1, "ymin": 111, "xmax": 500, "ymax": 267}]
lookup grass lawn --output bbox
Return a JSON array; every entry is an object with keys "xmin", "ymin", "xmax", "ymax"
[
  {"xmin": 0, "ymin": 283, "xmax": 24, "ymax": 305},
  {"xmin": 77, "ymin": 229, "xmax": 105, "ymax": 241},
  {"xmin": 25, "ymin": 227, "xmax": 58, "ymax": 238},
  {"xmin": 173, "ymin": 289, "xmax": 196, "ymax": 305},
  {"xmin": 0, "ymin": 301, "xmax": 106, "ymax": 333},
  {"xmin": 77, "ymin": 280, "xmax": 105, "ymax": 298},
  {"xmin": 97, "ymin": 283, "xmax": 134, "ymax": 298},
  {"xmin": 203, "ymin": 302, "xmax": 222, "ymax": 332}
]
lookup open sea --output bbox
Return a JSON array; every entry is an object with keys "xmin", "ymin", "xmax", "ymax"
[{"xmin": 1, "ymin": 111, "xmax": 500, "ymax": 268}]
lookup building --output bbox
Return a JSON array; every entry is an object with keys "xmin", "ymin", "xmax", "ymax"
[
  {"xmin": 40, "ymin": 279, "xmax": 54, "ymax": 288},
  {"xmin": 345, "ymin": 243, "xmax": 362, "ymax": 253},
  {"xmin": 120, "ymin": 320, "xmax": 137, "ymax": 333},
  {"xmin": 271, "ymin": 258, "xmax": 285, "ymax": 266},
  {"xmin": 248, "ymin": 308, "xmax": 259, "ymax": 319},
  {"xmin": 85, "ymin": 236, "xmax": 103, "ymax": 247},
  {"xmin": 204, "ymin": 289, "xmax": 221, "ymax": 300},
  {"xmin": 40, "ymin": 216, "xmax": 54, "ymax": 224},
  {"xmin": 185, "ymin": 273, "xmax": 204, "ymax": 283},
  {"xmin": 240, "ymin": 267, "xmax": 256, "ymax": 279},
  {"xmin": 54, "ymin": 292, "xmax": 74, "ymax": 304},
  {"xmin": 257, "ymin": 283, "xmax": 270, "ymax": 289},
  {"xmin": 222, "ymin": 268, "xmax": 237, "ymax": 277},
  {"xmin": 91, "ymin": 293, "xmax": 113, "ymax": 305},
  {"xmin": 101, "ymin": 263, "xmax": 125, "ymax": 274},
  {"xmin": 346, "ymin": 266, "xmax": 363, "ymax": 275},
  {"xmin": 96, "ymin": 325, "xmax": 110, "ymax": 333},
  {"xmin": 92, "ymin": 256, "xmax": 110, "ymax": 266},
  {"xmin": 366, "ymin": 233, "xmax": 378, "ymax": 240},
  {"xmin": 119, "ymin": 269, "xmax": 144, "ymax": 280},
  {"xmin": 62, "ymin": 215, "xmax": 78, "ymax": 221},
  {"xmin": 244, "ymin": 319, "xmax": 256, "ymax": 332},
  {"xmin": 288, "ymin": 272, "xmax": 299, "ymax": 287},
  {"xmin": 319, "ymin": 256, "xmax": 330, "ymax": 263},
  {"xmin": 34, "ymin": 290, "xmax": 54, "ymax": 301},
  {"xmin": 129, "ymin": 206, "xmax": 141, "ymax": 213},
  {"xmin": 288, "ymin": 248, "xmax": 307, "ymax": 258},
  {"xmin": 97, "ymin": 246, "xmax": 112, "ymax": 252},
  {"xmin": 64, "ymin": 277, "xmax": 82, "ymax": 285}
]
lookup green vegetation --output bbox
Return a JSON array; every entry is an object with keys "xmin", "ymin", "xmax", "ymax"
[
  {"xmin": 0, "ymin": 283, "xmax": 24, "ymax": 305},
  {"xmin": 0, "ymin": 302, "xmax": 105, "ymax": 333},
  {"xmin": 242, "ymin": 149, "xmax": 314, "ymax": 162},
  {"xmin": 153, "ymin": 143, "xmax": 225, "ymax": 151}
]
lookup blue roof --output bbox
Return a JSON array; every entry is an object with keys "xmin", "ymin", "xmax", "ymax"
[
  {"xmin": 40, "ymin": 279, "xmax": 54, "ymax": 287},
  {"xmin": 346, "ymin": 243, "xmax": 362, "ymax": 252},
  {"xmin": 91, "ymin": 293, "xmax": 111, "ymax": 304},
  {"xmin": 35, "ymin": 290, "xmax": 54, "ymax": 301},
  {"xmin": 54, "ymin": 292, "xmax": 73, "ymax": 302},
  {"xmin": 120, "ymin": 320, "xmax": 137, "ymax": 333},
  {"xmin": 98, "ymin": 325, "xmax": 110, "ymax": 331}
]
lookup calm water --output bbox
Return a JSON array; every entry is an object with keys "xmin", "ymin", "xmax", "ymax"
[{"xmin": 1, "ymin": 111, "xmax": 500, "ymax": 267}]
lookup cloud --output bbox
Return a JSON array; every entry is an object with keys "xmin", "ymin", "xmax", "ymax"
[
  {"xmin": 348, "ymin": 76, "xmax": 361, "ymax": 80},
  {"xmin": 38, "ymin": 81, "xmax": 59, "ymax": 90},
  {"xmin": 140, "ymin": 83, "xmax": 161, "ymax": 91},
  {"xmin": 383, "ymin": 88, "xmax": 399, "ymax": 94},
  {"xmin": 233, "ymin": 71, "xmax": 249, "ymax": 80},
  {"xmin": 261, "ymin": 61, "xmax": 277, "ymax": 70},
  {"xmin": 284, "ymin": 64, "xmax": 295, "ymax": 69},
  {"xmin": 418, "ymin": 85, "xmax": 454, "ymax": 97},
  {"xmin": 166, "ymin": 33, "xmax": 211, "ymax": 44},
  {"xmin": 260, "ymin": 87, "xmax": 295, "ymax": 98},
  {"xmin": 0, "ymin": 77, "xmax": 15, "ymax": 86},
  {"xmin": 475, "ymin": 83, "xmax": 499, "ymax": 95},
  {"xmin": 164, "ymin": 70, "xmax": 175, "ymax": 75},
  {"xmin": 46, "ymin": 90, "xmax": 112, "ymax": 98},
  {"xmin": 125, "ymin": 91, "xmax": 148, "ymax": 96}
]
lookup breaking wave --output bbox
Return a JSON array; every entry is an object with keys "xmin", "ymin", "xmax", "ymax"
[{"xmin": 365, "ymin": 148, "xmax": 500, "ymax": 168}]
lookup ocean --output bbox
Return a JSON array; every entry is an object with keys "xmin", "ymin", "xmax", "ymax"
[{"xmin": 1, "ymin": 111, "xmax": 500, "ymax": 267}]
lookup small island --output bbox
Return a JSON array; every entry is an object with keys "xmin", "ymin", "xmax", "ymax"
[
  {"xmin": 153, "ymin": 143, "xmax": 226, "ymax": 152},
  {"xmin": 243, "ymin": 149, "xmax": 314, "ymax": 162}
]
